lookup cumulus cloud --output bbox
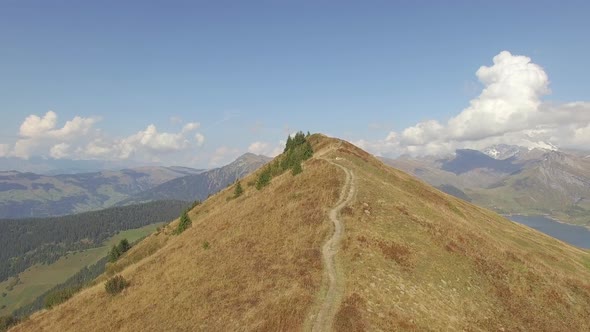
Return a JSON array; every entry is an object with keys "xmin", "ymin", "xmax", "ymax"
[
  {"xmin": 19, "ymin": 111, "xmax": 97, "ymax": 139},
  {"xmin": 19, "ymin": 111, "xmax": 58, "ymax": 137},
  {"xmin": 364, "ymin": 51, "xmax": 590, "ymax": 156},
  {"xmin": 94, "ymin": 122, "xmax": 205, "ymax": 160},
  {"xmin": 49, "ymin": 143, "xmax": 71, "ymax": 159},
  {"xmin": 248, "ymin": 140, "xmax": 284, "ymax": 157},
  {"xmin": 3, "ymin": 111, "xmax": 206, "ymax": 163},
  {"xmin": 119, "ymin": 124, "xmax": 193, "ymax": 155},
  {"xmin": 12, "ymin": 111, "xmax": 99, "ymax": 158}
]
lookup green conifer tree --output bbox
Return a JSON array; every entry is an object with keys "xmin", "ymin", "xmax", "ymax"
[
  {"xmin": 284, "ymin": 135, "xmax": 293, "ymax": 152},
  {"xmin": 234, "ymin": 181, "xmax": 244, "ymax": 198},
  {"xmin": 292, "ymin": 162, "xmax": 303, "ymax": 176},
  {"xmin": 256, "ymin": 168, "xmax": 272, "ymax": 190},
  {"xmin": 108, "ymin": 245, "xmax": 121, "ymax": 263},
  {"xmin": 117, "ymin": 239, "xmax": 130, "ymax": 254}
]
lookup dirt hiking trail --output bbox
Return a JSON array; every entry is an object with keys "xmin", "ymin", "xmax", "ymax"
[{"xmin": 309, "ymin": 158, "xmax": 356, "ymax": 332}]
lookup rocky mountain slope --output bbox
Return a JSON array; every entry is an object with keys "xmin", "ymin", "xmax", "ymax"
[
  {"xmin": 383, "ymin": 146, "xmax": 590, "ymax": 225},
  {"xmin": 11, "ymin": 135, "xmax": 590, "ymax": 331}
]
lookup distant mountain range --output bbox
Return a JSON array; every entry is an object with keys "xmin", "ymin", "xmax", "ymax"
[
  {"xmin": 0, "ymin": 153, "xmax": 270, "ymax": 219},
  {"xmin": 382, "ymin": 144, "xmax": 590, "ymax": 225},
  {"xmin": 0, "ymin": 156, "xmax": 156, "ymax": 175},
  {"xmin": 117, "ymin": 153, "xmax": 271, "ymax": 205}
]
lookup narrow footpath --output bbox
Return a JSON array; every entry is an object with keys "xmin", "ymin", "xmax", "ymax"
[{"xmin": 310, "ymin": 158, "xmax": 356, "ymax": 332}]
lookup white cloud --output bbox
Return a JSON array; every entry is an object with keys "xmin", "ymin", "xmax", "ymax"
[
  {"xmin": 248, "ymin": 140, "xmax": 284, "ymax": 157},
  {"xmin": 84, "ymin": 138, "xmax": 113, "ymax": 158},
  {"xmin": 104, "ymin": 123, "xmax": 205, "ymax": 159},
  {"xmin": 19, "ymin": 111, "xmax": 97, "ymax": 139},
  {"xmin": 122, "ymin": 124, "xmax": 190, "ymax": 153},
  {"xmin": 446, "ymin": 51, "xmax": 549, "ymax": 141},
  {"xmin": 364, "ymin": 51, "xmax": 590, "ymax": 157},
  {"xmin": 12, "ymin": 111, "xmax": 99, "ymax": 159},
  {"xmin": 3, "ymin": 111, "xmax": 206, "ymax": 163},
  {"xmin": 50, "ymin": 143, "xmax": 71, "ymax": 159},
  {"xmin": 400, "ymin": 120, "xmax": 444, "ymax": 145},
  {"xmin": 19, "ymin": 111, "xmax": 58, "ymax": 137}
]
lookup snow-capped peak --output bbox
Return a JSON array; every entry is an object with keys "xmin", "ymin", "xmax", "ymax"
[
  {"xmin": 482, "ymin": 144, "xmax": 524, "ymax": 160},
  {"xmin": 482, "ymin": 142, "xmax": 558, "ymax": 160}
]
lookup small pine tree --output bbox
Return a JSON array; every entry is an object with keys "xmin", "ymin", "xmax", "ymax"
[
  {"xmin": 175, "ymin": 210, "xmax": 192, "ymax": 234},
  {"xmin": 117, "ymin": 238, "xmax": 130, "ymax": 254},
  {"xmin": 256, "ymin": 167, "xmax": 272, "ymax": 190},
  {"xmin": 233, "ymin": 181, "xmax": 244, "ymax": 198},
  {"xmin": 108, "ymin": 239, "xmax": 131, "ymax": 263},
  {"xmin": 302, "ymin": 142, "xmax": 314, "ymax": 159},
  {"xmin": 284, "ymin": 135, "xmax": 293, "ymax": 153},
  {"xmin": 108, "ymin": 245, "xmax": 121, "ymax": 263},
  {"xmin": 292, "ymin": 162, "xmax": 303, "ymax": 176},
  {"xmin": 292, "ymin": 131, "xmax": 306, "ymax": 147}
]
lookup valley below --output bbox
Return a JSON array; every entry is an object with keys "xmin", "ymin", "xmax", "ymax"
[{"xmin": 0, "ymin": 223, "xmax": 161, "ymax": 316}]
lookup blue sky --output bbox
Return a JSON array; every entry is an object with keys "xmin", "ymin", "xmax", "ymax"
[{"xmin": 1, "ymin": 1, "xmax": 590, "ymax": 168}]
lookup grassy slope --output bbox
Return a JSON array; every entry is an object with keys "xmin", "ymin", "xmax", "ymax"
[
  {"xmin": 12, "ymin": 135, "xmax": 590, "ymax": 332},
  {"xmin": 13, "ymin": 139, "xmax": 340, "ymax": 331},
  {"xmin": 0, "ymin": 224, "xmax": 162, "ymax": 316},
  {"xmin": 330, "ymin": 140, "xmax": 590, "ymax": 331}
]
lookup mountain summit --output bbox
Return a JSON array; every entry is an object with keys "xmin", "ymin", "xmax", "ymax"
[{"xmin": 12, "ymin": 135, "xmax": 590, "ymax": 331}]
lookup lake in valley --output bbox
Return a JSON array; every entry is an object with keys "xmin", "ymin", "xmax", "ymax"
[{"xmin": 507, "ymin": 215, "xmax": 590, "ymax": 249}]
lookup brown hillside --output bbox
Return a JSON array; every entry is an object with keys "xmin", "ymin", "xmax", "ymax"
[{"xmin": 12, "ymin": 135, "xmax": 590, "ymax": 332}]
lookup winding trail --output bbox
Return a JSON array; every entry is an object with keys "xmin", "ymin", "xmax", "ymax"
[{"xmin": 310, "ymin": 158, "xmax": 356, "ymax": 332}]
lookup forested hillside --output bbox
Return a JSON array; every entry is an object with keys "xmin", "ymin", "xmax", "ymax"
[{"xmin": 0, "ymin": 200, "xmax": 189, "ymax": 283}]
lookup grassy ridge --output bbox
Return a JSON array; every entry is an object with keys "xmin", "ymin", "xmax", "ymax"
[{"xmin": 11, "ymin": 135, "xmax": 590, "ymax": 332}]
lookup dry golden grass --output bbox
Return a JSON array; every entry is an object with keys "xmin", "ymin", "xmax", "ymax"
[
  {"xmin": 329, "ymin": 139, "xmax": 590, "ymax": 332},
  {"xmin": 11, "ymin": 135, "xmax": 590, "ymax": 332},
  {"xmin": 12, "ymin": 141, "xmax": 341, "ymax": 332}
]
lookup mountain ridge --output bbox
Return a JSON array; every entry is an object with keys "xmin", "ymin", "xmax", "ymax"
[
  {"xmin": 11, "ymin": 135, "xmax": 590, "ymax": 331},
  {"xmin": 0, "ymin": 154, "xmax": 269, "ymax": 219},
  {"xmin": 116, "ymin": 153, "xmax": 271, "ymax": 205}
]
